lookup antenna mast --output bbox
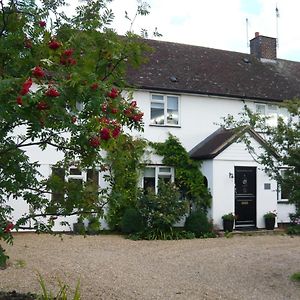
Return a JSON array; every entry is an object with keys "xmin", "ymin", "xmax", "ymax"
[
  {"xmin": 246, "ymin": 18, "xmax": 249, "ymax": 47},
  {"xmin": 276, "ymin": 5, "xmax": 279, "ymax": 48}
]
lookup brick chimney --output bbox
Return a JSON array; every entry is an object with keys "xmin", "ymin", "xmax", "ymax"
[{"xmin": 250, "ymin": 32, "xmax": 277, "ymax": 60}]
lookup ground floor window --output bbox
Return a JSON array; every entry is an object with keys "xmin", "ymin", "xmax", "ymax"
[
  {"xmin": 277, "ymin": 169, "xmax": 289, "ymax": 202},
  {"xmin": 51, "ymin": 166, "xmax": 100, "ymax": 201},
  {"xmin": 142, "ymin": 166, "xmax": 174, "ymax": 193}
]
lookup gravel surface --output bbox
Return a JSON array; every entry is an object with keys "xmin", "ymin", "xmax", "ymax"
[{"xmin": 0, "ymin": 233, "xmax": 300, "ymax": 299}]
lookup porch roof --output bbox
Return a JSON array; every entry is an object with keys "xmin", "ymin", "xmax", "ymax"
[{"xmin": 189, "ymin": 127, "xmax": 270, "ymax": 160}]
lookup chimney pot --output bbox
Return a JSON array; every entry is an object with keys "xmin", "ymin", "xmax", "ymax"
[{"xmin": 255, "ymin": 32, "xmax": 260, "ymax": 37}]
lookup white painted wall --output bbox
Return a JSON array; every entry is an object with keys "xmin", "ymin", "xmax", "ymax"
[
  {"xmin": 9, "ymin": 89, "xmax": 295, "ymax": 231},
  {"xmin": 133, "ymin": 90, "xmax": 253, "ymax": 150},
  {"xmin": 208, "ymin": 138, "xmax": 278, "ymax": 229}
]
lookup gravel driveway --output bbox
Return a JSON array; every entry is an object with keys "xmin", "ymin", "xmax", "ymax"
[{"xmin": 0, "ymin": 233, "xmax": 299, "ymax": 299}]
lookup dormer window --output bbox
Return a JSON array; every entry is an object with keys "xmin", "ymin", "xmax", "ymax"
[{"xmin": 150, "ymin": 94, "xmax": 179, "ymax": 126}]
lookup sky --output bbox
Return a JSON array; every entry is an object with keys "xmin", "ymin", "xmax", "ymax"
[{"xmin": 68, "ymin": 0, "xmax": 300, "ymax": 61}]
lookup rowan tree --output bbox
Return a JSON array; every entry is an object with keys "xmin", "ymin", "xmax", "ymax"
[{"xmin": 0, "ymin": 0, "xmax": 150, "ymax": 263}]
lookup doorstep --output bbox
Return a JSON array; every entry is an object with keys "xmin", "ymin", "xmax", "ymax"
[{"xmin": 231, "ymin": 228, "xmax": 285, "ymax": 236}]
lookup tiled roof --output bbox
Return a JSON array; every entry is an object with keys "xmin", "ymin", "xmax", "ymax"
[
  {"xmin": 126, "ymin": 39, "xmax": 300, "ymax": 102},
  {"xmin": 189, "ymin": 127, "xmax": 269, "ymax": 159}
]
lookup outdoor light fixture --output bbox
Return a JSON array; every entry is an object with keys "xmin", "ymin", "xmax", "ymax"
[{"xmin": 229, "ymin": 172, "xmax": 234, "ymax": 178}]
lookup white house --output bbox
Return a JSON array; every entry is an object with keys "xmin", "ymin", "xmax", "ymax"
[{"xmin": 12, "ymin": 32, "xmax": 299, "ymax": 231}]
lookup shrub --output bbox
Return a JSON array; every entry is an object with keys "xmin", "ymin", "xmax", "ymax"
[
  {"xmin": 0, "ymin": 246, "xmax": 9, "ymax": 269},
  {"xmin": 184, "ymin": 210, "xmax": 213, "ymax": 238},
  {"xmin": 87, "ymin": 216, "xmax": 101, "ymax": 235},
  {"xmin": 286, "ymin": 225, "xmax": 300, "ymax": 235},
  {"xmin": 121, "ymin": 208, "xmax": 145, "ymax": 234},
  {"xmin": 138, "ymin": 181, "xmax": 188, "ymax": 238},
  {"xmin": 290, "ymin": 272, "xmax": 300, "ymax": 282}
]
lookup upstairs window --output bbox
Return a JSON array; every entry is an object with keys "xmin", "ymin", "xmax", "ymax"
[
  {"xmin": 255, "ymin": 103, "xmax": 289, "ymax": 127},
  {"xmin": 150, "ymin": 94, "xmax": 179, "ymax": 126}
]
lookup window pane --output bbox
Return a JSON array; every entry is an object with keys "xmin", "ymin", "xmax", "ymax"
[
  {"xmin": 144, "ymin": 167, "xmax": 155, "ymax": 177},
  {"xmin": 256, "ymin": 104, "xmax": 265, "ymax": 114},
  {"xmin": 68, "ymin": 178, "xmax": 83, "ymax": 201},
  {"xmin": 152, "ymin": 95, "xmax": 164, "ymax": 101},
  {"xmin": 159, "ymin": 167, "xmax": 171, "ymax": 173},
  {"xmin": 69, "ymin": 168, "xmax": 82, "ymax": 175},
  {"xmin": 151, "ymin": 102, "xmax": 164, "ymax": 124},
  {"xmin": 144, "ymin": 168, "xmax": 155, "ymax": 192},
  {"xmin": 87, "ymin": 169, "xmax": 99, "ymax": 187},
  {"xmin": 267, "ymin": 104, "xmax": 278, "ymax": 112},
  {"xmin": 167, "ymin": 96, "xmax": 178, "ymax": 125},
  {"xmin": 158, "ymin": 175, "xmax": 171, "ymax": 184},
  {"xmin": 167, "ymin": 96, "xmax": 178, "ymax": 110},
  {"xmin": 51, "ymin": 167, "xmax": 65, "ymax": 202}
]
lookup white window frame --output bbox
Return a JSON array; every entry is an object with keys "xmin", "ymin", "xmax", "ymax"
[
  {"xmin": 142, "ymin": 165, "xmax": 175, "ymax": 194},
  {"xmin": 150, "ymin": 94, "xmax": 180, "ymax": 126},
  {"xmin": 255, "ymin": 102, "xmax": 289, "ymax": 127},
  {"xmin": 277, "ymin": 169, "xmax": 289, "ymax": 203},
  {"xmin": 50, "ymin": 166, "xmax": 100, "ymax": 201}
]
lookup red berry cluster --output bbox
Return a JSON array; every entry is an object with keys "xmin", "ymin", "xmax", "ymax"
[
  {"xmin": 39, "ymin": 20, "xmax": 46, "ymax": 27},
  {"xmin": 17, "ymin": 77, "xmax": 32, "ymax": 105},
  {"xmin": 89, "ymin": 118, "xmax": 122, "ymax": 148},
  {"xmin": 60, "ymin": 48, "xmax": 77, "ymax": 66},
  {"xmin": 124, "ymin": 100, "xmax": 144, "ymax": 122},
  {"xmin": 45, "ymin": 87, "xmax": 60, "ymax": 97},
  {"xmin": 107, "ymin": 87, "xmax": 118, "ymax": 99},
  {"xmin": 32, "ymin": 66, "xmax": 45, "ymax": 78},
  {"xmin": 4, "ymin": 222, "xmax": 14, "ymax": 233},
  {"xmin": 48, "ymin": 39, "xmax": 61, "ymax": 50}
]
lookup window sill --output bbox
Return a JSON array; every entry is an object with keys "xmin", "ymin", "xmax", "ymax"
[
  {"xmin": 277, "ymin": 200, "xmax": 290, "ymax": 204},
  {"xmin": 149, "ymin": 124, "xmax": 181, "ymax": 128}
]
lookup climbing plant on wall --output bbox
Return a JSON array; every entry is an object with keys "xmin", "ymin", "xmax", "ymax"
[
  {"xmin": 105, "ymin": 134, "xmax": 147, "ymax": 230},
  {"xmin": 151, "ymin": 134, "xmax": 211, "ymax": 211}
]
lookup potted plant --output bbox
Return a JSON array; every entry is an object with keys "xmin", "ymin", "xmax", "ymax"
[
  {"xmin": 264, "ymin": 211, "xmax": 276, "ymax": 230},
  {"xmin": 222, "ymin": 213, "xmax": 236, "ymax": 232}
]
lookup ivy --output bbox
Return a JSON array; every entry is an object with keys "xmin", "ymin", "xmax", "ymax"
[
  {"xmin": 151, "ymin": 134, "xmax": 211, "ymax": 211},
  {"xmin": 105, "ymin": 134, "xmax": 146, "ymax": 230}
]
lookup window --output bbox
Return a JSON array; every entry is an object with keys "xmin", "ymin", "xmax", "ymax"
[
  {"xmin": 50, "ymin": 167, "xmax": 100, "ymax": 202},
  {"xmin": 151, "ymin": 94, "xmax": 179, "ymax": 125},
  {"xmin": 277, "ymin": 169, "xmax": 289, "ymax": 202},
  {"xmin": 255, "ymin": 103, "xmax": 289, "ymax": 127},
  {"xmin": 142, "ymin": 166, "xmax": 174, "ymax": 193}
]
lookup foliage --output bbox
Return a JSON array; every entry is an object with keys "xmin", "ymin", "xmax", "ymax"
[
  {"xmin": 263, "ymin": 211, "xmax": 277, "ymax": 219},
  {"xmin": 0, "ymin": 0, "xmax": 149, "ymax": 246},
  {"xmin": 37, "ymin": 272, "xmax": 80, "ymax": 300},
  {"xmin": 121, "ymin": 207, "xmax": 145, "ymax": 234},
  {"xmin": 128, "ymin": 229, "xmax": 195, "ymax": 240},
  {"xmin": 105, "ymin": 135, "xmax": 146, "ymax": 230},
  {"xmin": 290, "ymin": 272, "xmax": 300, "ymax": 282},
  {"xmin": 137, "ymin": 181, "xmax": 188, "ymax": 239},
  {"xmin": 0, "ymin": 291, "xmax": 36, "ymax": 299},
  {"xmin": 184, "ymin": 210, "xmax": 213, "ymax": 238},
  {"xmin": 286, "ymin": 225, "xmax": 300, "ymax": 235},
  {"xmin": 151, "ymin": 134, "xmax": 211, "ymax": 211},
  {"xmin": 73, "ymin": 220, "xmax": 85, "ymax": 235},
  {"xmin": 286, "ymin": 213, "xmax": 300, "ymax": 235},
  {"xmin": 222, "ymin": 213, "xmax": 236, "ymax": 221},
  {"xmin": 87, "ymin": 216, "xmax": 101, "ymax": 235},
  {"xmin": 222, "ymin": 100, "xmax": 300, "ymax": 213},
  {"xmin": 0, "ymin": 245, "xmax": 9, "ymax": 269}
]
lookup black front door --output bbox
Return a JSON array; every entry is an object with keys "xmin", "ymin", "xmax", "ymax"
[{"xmin": 235, "ymin": 167, "xmax": 256, "ymax": 228}]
